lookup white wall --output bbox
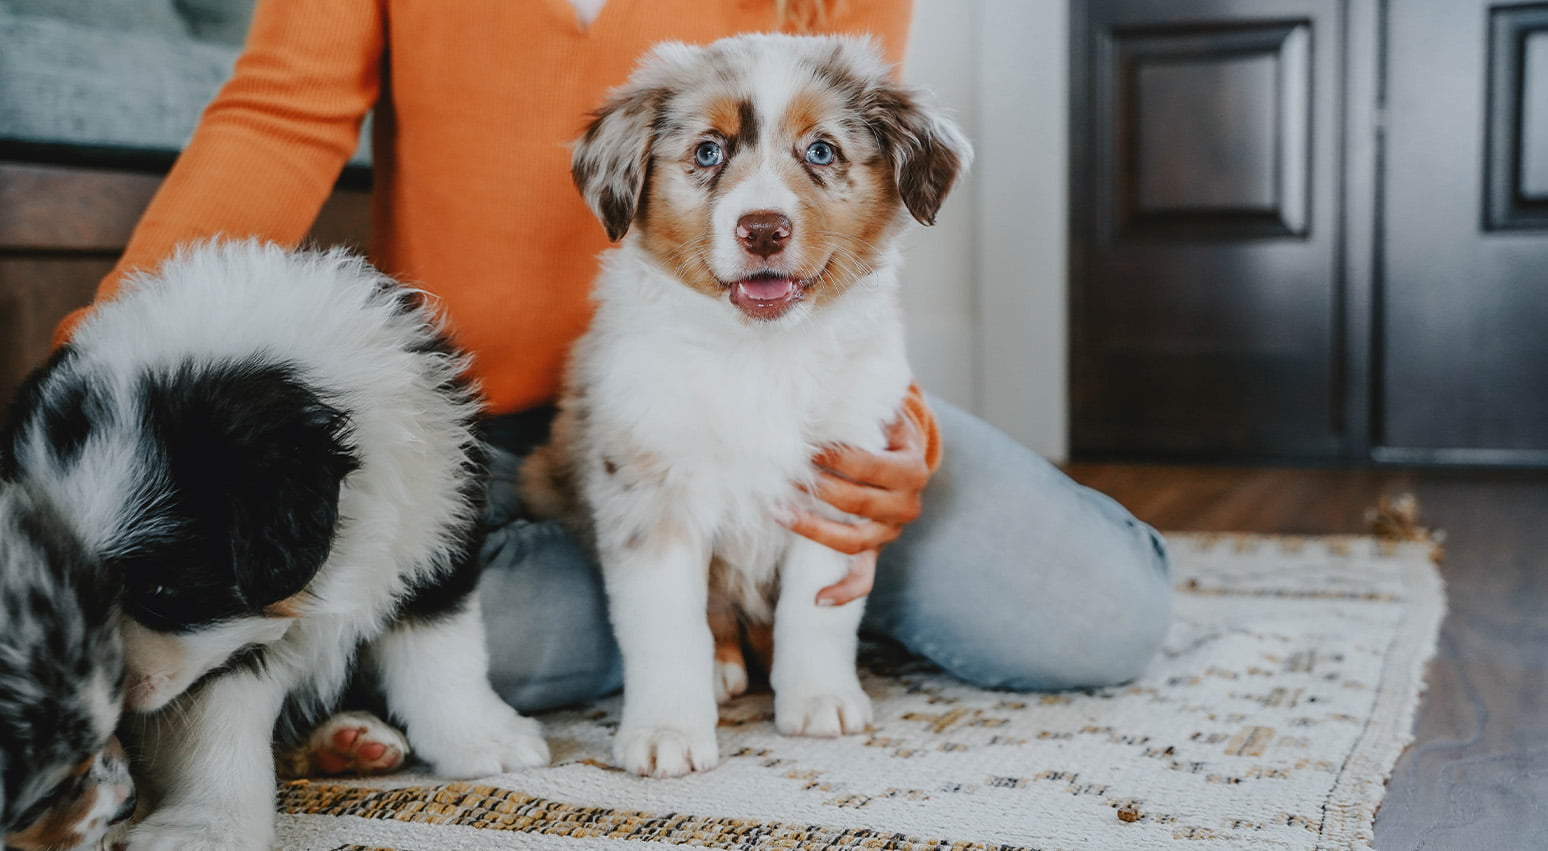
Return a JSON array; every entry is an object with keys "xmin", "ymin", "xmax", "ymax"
[
  {"xmin": 896, "ymin": 1, "xmax": 980, "ymax": 415},
  {"xmin": 898, "ymin": 0, "xmax": 1069, "ymax": 462}
]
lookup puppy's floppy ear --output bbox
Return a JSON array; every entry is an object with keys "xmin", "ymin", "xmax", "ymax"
[
  {"xmin": 867, "ymin": 85, "xmax": 973, "ymax": 226},
  {"xmin": 572, "ymin": 83, "xmax": 664, "ymax": 242},
  {"xmin": 223, "ymin": 386, "xmax": 358, "ymax": 609},
  {"xmin": 127, "ymin": 363, "xmax": 359, "ymax": 628}
]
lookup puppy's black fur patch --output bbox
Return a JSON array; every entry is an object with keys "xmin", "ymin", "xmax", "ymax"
[
  {"xmin": 111, "ymin": 361, "xmax": 360, "ymax": 633},
  {"xmin": 1, "ymin": 346, "xmax": 105, "ymax": 481}
]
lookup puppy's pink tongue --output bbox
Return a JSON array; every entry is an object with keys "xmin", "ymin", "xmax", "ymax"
[
  {"xmin": 730, "ymin": 277, "xmax": 800, "ymax": 320},
  {"xmin": 737, "ymin": 277, "xmax": 795, "ymax": 301}
]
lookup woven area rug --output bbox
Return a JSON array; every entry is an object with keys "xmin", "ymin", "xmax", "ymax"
[{"xmin": 274, "ymin": 533, "xmax": 1445, "ymax": 851}]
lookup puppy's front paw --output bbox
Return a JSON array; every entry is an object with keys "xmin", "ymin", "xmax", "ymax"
[
  {"xmin": 614, "ymin": 725, "xmax": 719, "ymax": 778},
  {"xmin": 104, "ymin": 820, "xmax": 130, "ymax": 851},
  {"xmin": 128, "ymin": 809, "xmax": 268, "ymax": 851},
  {"xmin": 776, "ymin": 687, "xmax": 872, "ymax": 738},
  {"xmin": 417, "ymin": 703, "xmax": 550, "ymax": 778}
]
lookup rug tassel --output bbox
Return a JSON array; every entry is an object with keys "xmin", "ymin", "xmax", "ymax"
[{"xmin": 1365, "ymin": 493, "xmax": 1446, "ymax": 562}]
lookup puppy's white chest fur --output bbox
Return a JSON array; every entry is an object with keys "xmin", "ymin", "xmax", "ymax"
[{"xmin": 575, "ymin": 243, "xmax": 910, "ymax": 586}]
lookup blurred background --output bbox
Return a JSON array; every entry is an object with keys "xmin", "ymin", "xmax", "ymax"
[{"xmin": 2, "ymin": 0, "xmax": 1545, "ymax": 471}]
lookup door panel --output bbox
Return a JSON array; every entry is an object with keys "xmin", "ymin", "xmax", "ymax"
[
  {"xmin": 1074, "ymin": 0, "xmax": 1548, "ymax": 465},
  {"xmin": 1073, "ymin": 0, "xmax": 1345, "ymax": 459},
  {"xmin": 1380, "ymin": 0, "xmax": 1548, "ymax": 460},
  {"xmin": 1118, "ymin": 22, "xmax": 1310, "ymax": 239},
  {"xmin": 1485, "ymin": 5, "xmax": 1548, "ymax": 230}
]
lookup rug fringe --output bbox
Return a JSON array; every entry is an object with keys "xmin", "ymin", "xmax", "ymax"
[{"xmin": 1365, "ymin": 493, "xmax": 1446, "ymax": 562}]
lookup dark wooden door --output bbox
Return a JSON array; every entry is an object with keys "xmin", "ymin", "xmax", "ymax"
[
  {"xmin": 1072, "ymin": 0, "xmax": 1349, "ymax": 460},
  {"xmin": 1376, "ymin": 1, "xmax": 1548, "ymax": 465},
  {"xmin": 1075, "ymin": 0, "xmax": 1548, "ymax": 466}
]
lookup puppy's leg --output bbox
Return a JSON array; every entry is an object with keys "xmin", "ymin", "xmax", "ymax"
[
  {"xmin": 709, "ymin": 595, "xmax": 749, "ymax": 704},
  {"xmin": 771, "ymin": 538, "xmax": 872, "ymax": 737},
  {"xmin": 605, "ymin": 532, "xmax": 720, "ymax": 777},
  {"xmin": 372, "ymin": 601, "xmax": 550, "ymax": 777},
  {"xmin": 127, "ymin": 671, "xmax": 287, "ymax": 851}
]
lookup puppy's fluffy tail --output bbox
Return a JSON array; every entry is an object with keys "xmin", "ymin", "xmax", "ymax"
[
  {"xmin": 516, "ymin": 442, "xmax": 572, "ymax": 522},
  {"xmin": 515, "ymin": 400, "xmax": 602, "ymax": 558}
]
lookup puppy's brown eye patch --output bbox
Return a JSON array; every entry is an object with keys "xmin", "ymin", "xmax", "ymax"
[
  {"xmin": 780, "ymin": 89, "xmax": 833, "ymax": 142},
  {"xmin": 703, "ymin": 96, "xmax": 757, "ymax": 147}
]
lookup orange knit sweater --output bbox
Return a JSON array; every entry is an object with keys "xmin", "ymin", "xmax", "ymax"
[{"xmin": 63, "ymin": 0, "xmax": 937, "ymax": 464}]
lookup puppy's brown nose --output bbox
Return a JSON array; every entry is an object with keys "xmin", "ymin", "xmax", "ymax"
[{"xmin": 736, "ymin": 211, "xmax": 791, "ymax": 258}]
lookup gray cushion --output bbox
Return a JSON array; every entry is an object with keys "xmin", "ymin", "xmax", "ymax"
[
  {"xmin": 1, "ymin": 0, "xmax": 258, "ymax": 45},
  {"xmin": 0, "ymin": 7, "xmax": 237, "ymax": 152},
  {"xmin": 172, "ymin": 0, "xmax": 259, "ymax": 46},
  {"xmin": 2, "ymin": 0, "xmax": 192, "ymax": 42},
  {"xmin": 0, "ymin": 4, "xmax": 369, "ymax": 164}
]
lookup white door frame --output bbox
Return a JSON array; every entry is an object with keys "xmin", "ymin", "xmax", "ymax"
[{"xmin": 974, "ymin": 0, "xmax": 1070, "ymax": 462}]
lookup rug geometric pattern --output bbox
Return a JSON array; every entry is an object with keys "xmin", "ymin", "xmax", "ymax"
[{"xmin": 275, "ymin": 534, "xmax": 1445, "ymax": 851}]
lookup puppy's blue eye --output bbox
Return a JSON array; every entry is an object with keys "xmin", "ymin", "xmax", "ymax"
[
  {"xmin": 694, "ymin": 141, "xmax": 724, "ymax": 168},
  {"xmin": 805, "ymin": 141, "xmax": 837, "ymax": 166}
]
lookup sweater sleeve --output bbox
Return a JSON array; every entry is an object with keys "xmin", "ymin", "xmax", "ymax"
[
  {"xmin": 54, "ymin": 0, "xmax": 386, "ymax": 345},
  {"xmin": 821, "ymin": 0, "xmax": 913, "ymax": 68},
  {"xmin": 901, "ymin": 383, "xmax": 942, "ymax": 473}
]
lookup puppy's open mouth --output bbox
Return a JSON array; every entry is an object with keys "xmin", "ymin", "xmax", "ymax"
[{"xmin": 724, "ymin": 270, "xmax": 814, "ymax": 321}]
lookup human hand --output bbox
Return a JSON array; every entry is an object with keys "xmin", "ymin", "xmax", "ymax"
[{"xmin": 777, "ymin": 413, "xmax": 930, "ymax": 606}]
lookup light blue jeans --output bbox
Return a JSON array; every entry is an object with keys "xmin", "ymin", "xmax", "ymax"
[{"xmin": 476, "ymin": 395, "xmax": 1172, "ymax": 713}]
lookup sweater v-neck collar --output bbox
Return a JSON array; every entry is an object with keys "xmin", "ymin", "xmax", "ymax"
[{"xmin": 540, "ymin": 0, "xmax": 625, "ymax": 36}]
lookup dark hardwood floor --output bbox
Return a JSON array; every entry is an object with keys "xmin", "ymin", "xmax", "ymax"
[{"xmin": 1064, "ymin": 463, "xmax": 1548, "ymax": 850}]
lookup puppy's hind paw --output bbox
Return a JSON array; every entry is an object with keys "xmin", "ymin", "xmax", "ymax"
[
  {"xmin": 715, "ymin": 657, "xmax": 749, "ymax": 704},
  {"xmin": 419, "ymin": 705, "xmax": 550, "ymax": 778},
  {"xmin": 103, "ymin": 820, "xmax": 130, "ymax": 851},
  {"xmin": 614, "ymin": 725, "xmax": 719, "ymax": 778},
  {"xmin": 286, "ymin": 710, "xmax": 408, "ymax": 778},
  {"xmin": 776, "ymin": 688, "xmax": 872, "ymax": 738}
]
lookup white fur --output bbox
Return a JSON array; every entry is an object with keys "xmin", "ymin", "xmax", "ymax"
[
  {"xmin": 583, "ymin": 242, "xmax": 907, "ymax": 776},
  {"xmin": 369, "ymin": 605, "xmax": 551, "ymax": 777},
  {"xmin": 122, "ymin": 618, "xmax": 291, "ymax": 711},
  {"xmin": 566, "ymin": 0, "xmax": 606, "ymax": 26}
]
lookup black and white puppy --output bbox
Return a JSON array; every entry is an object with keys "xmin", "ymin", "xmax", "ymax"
[{"xmin": 1, "ymin": 241, "xmax": 548, "ymax": 850}]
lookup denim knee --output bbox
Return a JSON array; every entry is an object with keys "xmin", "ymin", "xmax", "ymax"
[
  {"xmin": 872, "ymin": 519, "xmax": 1173, "ymax": 692},
  {"xmin": 477, "ymin": 514, "xmax": 622, "ymax": 713},
  {"xmin": 893, "ymin": 581, "xmax": 1170, "ymax": 692}
]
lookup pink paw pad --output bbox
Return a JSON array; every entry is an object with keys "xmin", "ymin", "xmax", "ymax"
[{"xmin": 306, "ymin": 712, "xmax": 409, "ymax": 776}]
